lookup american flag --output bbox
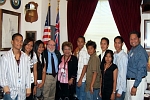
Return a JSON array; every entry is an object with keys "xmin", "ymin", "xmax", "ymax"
[
  {"xmin": 43, "ymin": 4, "xmax": 51, "ymax": 46},
  {"xmin": 54, "ymin": 12, "xmax": 60, "ymax": 50}
]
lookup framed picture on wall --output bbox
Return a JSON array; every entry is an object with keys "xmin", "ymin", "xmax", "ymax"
[
  {"xmin": 0, "ymin": 9, "xmax": 21, "ymax": 51},
  {"xmin": 144, "ymin": 20, "xmax": 150, "ymax": 50},
  {"xmin": 25, "ymin": 31, "xmax": 37, "ymax": 41},
  {"xmin": 0, "ymin": 0, "xmax": 6, "ymax": 6}
]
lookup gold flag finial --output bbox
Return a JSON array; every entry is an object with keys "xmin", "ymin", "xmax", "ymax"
[
  {"xmin": 57, "ymin": 0, "xmax": 60, "ymax": 11},
  {"xmin": 49, "ymin": 0, "xmax": 51, "ymax": 6}
]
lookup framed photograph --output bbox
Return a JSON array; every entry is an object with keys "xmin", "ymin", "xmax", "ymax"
[
  {"xmin": 0, "ymin": 0, "xmax": 6, "ymax": 5},
  {"xmin": 144, "ymin": 20, "xmax": 150, "ymax": 50},
  {"xmin": 25, "ymin": 31, "xmax": 37, "ymax": 41},
  {"xmin": 0, "ymin": 9, "xmax": 21, "ymax": 51}
]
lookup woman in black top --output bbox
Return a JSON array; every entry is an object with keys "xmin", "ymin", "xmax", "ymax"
[
  {"xmin": 56, "ymin": 41, "xmax": 78, "ymax": 100},
  {"xmin": 33, "ymin": 40, "xmax": 46, "ymax": 99},
  {"xmin": 100, "ymin": 50, "xmax": 118, "ymax": 100}
]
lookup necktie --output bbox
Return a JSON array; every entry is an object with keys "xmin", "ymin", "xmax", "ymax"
[{"xmin": 51, "ymin": 53, "xmax": 56, "ymax": 77}]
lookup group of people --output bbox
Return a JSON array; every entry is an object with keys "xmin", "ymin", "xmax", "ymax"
[{"xmin": 0, "ymin": 30, "xmax": 149, "ymax": 100}]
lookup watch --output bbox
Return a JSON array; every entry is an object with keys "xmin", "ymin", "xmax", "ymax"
[{"xmin": 34, "ymin": 84, "xmax": 37, "ymax": 86}]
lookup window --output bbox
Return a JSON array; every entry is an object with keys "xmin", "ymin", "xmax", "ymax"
[{"xmin": 84, "ymin": 0, "xmax": 127, "ymax": 54}]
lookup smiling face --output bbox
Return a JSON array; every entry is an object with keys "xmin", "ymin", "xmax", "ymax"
[
  {"xmin": 114, "ymin": 38, "xmax": 123, "ymax": 53},
  {"xmin": 77, "ymin": 37, "xmax": 85, "ymax": 50},
  {"xmin": 130, "ymin": 34, "xmax": 140, "ymax": 47},
  {"xmin": 100, "ymin": 39, "xmax": 109, "ymax": 52},
  {"xmin": 47, "ymin": 40, "xmax": 55, "ymax": 52},
  {"xmin": 63, "ymin": 46, "xmax": 72, "ymax": 57},
  {"xmin": 37, "ymin": 43, "xmax": 44, "ymax": 54},
  {"xmin": 87, "ymin": 46, "xmax": 96, "ymax": 56},
  {"xmin": 25, "ymin": 41, "xmax": 33, "ymax": 54},
  {"xmin": 105, "ymin": 53, "xmax": 112, "ymax": 64},
  {"xmin": 11, "ymin": 35, "xmax": 23, "ymax": 50}
]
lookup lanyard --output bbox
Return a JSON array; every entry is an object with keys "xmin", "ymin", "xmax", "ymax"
[
  {"xmin": 14, "ymin": 52, "xmax": 21, "ymax": 73},
  {"xmin": 63, "ymin": 56, "xmax": 71, "ymax": 70}
]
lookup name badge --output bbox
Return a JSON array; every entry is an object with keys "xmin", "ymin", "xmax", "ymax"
[
  {"xmin": 61, "ymin": 69, "xmax": 65, "ymax": 73},
  {"xmin": 130, "ymin": 52, "xmax": 133, "ymax": 57},
  {"xmin": 31, "ymin": 72, "xmax": 34, "ymax": 83},
  {"xmin": 62, "ymin": 73, "xmax": 66, "ymax": 78}
]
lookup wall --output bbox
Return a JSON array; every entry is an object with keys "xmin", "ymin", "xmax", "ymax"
[{"xmin": 0, "ymin": 0, "xmax": 66, "ymax": 55}]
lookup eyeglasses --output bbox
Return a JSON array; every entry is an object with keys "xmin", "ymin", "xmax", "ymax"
[{"xmin": 47, "ymin": 44, "xmax": 55, "ymax": 46}]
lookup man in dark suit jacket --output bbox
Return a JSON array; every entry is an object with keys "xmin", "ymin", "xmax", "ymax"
[{"xmin": 43, "ymin": 40, "xmax": 61, "ymax": 100}]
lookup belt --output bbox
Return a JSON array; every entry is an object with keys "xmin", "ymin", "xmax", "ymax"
[
  {"xmin": 127, "ymin": 76, "xmax": 146, "ymax": 80},
  {"xmin": 46, "ymin": 73, "xmax": 57, "ymax": 75},
  {"xmin": 46, "ymin": 73, "xmax": 53, "ymax": 75}
]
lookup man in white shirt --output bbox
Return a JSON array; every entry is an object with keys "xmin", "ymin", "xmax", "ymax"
[
  {"xmin": 75, "ymin": 36, "xmax": 89, "ymax": 100},
  {"xmin": 0, "ymin": 33, "xmax": 31, "ymax": 100},
  {"xmin": 113, "ymin": 36, "xmax": 128, "ymax": 100}
]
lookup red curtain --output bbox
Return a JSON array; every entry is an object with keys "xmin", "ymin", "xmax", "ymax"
[
  {"xmin": 109, "ymin": 0, "xmax": 142, "ymax": 50},
  {"xmin": 67, "ymin": 0, "xmax": 98, "ymax": 51}
]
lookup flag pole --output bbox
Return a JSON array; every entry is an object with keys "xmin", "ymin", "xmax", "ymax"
[{"xmin": 54, "ymin": 0, "xmax": 60, "ymax": 50}]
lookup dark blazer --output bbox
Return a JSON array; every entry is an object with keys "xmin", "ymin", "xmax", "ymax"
[
  {"xmin": 44, "ymin": 49, "xmax": 61, "ymax": 71},
  {"xmin": 60, "ymin": 55, "xmax": 78, "ymax": 80}
]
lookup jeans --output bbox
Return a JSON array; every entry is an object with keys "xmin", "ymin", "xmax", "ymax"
[
  {"xmin": 115, "ymin": 91, "xmax": 125, "ymax": 100},
  {"xmin": 4, "ymin": 93, "xmax": 18, "ymax": 100},
  {"xmin": 76, "ymin": 82, "xmax": 86, "ymax": 100},
  {"xmin": 86, "ymin": 89, "xmax": 102, "ymax": 100}
]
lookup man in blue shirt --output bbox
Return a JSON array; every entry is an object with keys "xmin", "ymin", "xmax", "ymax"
[
  {"xmin": 43, "ymin": 40, "xmax": 61, "ymax": 100},
  {"xmin": 114, "ymin": 36, "xmax": 128, "ymax": 100},
  {"xmin": 125, "ymin": 31, "xmax": 148, "ymax": 100}
]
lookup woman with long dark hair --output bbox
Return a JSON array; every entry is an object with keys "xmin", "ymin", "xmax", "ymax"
[
  {"xmin": 33, "ymin": 40, "xmax": 46, "ymax": 99},
  {"xmin": 22, "ymin": 38, "xmax": 37, "ymax": 100},
  {"xmin": 99, "ymin": 50, "xmax": 118, "ymax": 100}
]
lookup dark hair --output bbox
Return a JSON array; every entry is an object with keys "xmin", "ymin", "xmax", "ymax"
[
  {"xmin": 104, "ymin": 49, "xmax": 114, "ymax": 63},
  {"xmin": 33, "ymin": 40, "xmax": 45, "ymax": 69},
  {"xmin": 101, "ymin": 37, "xmax": 109, "ymax": 45},
  {"xmin": 86, "ymin": 40, "xmax": 97, "ymax": 49},
  {"xmin": 62, "ymin": 41, "xmax": 73, "ymax": 51},
  {"xmin": 129, "ymin": 31, "xmax": 141, "ymax": 38},
  {"xmin": 12, "ymin": 33, "xmax": 23, "ymax": 40},
  {"xmin": 114, "ymin": 36, "xmax": 124, "ymax": 43},
  {"xmin": 22, "ymin": 38, "xmax": 34, "ymax": 59},
  {"xmin": 78, "ymin": 36, "xmax": 85, "ymax": 43}
]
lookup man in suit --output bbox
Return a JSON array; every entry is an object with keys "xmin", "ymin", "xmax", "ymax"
[{"xmin": 43, "ymin": 40, "xmax": 61, "ymax": 100}]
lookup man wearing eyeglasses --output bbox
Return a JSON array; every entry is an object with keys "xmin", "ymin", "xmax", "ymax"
[{"xmin": 43, "ymin": 40, "xmax": 61, "ymax": 100}]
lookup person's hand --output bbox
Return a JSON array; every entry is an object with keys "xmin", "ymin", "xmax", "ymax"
[
  {"xmin": 116, "ymin": 93, "xmax": 121, "ymax": 98},
  {"xmin": 37, "ymin": 83, "xmax": 44, "ymax": 88},
  {"xmin": 33, "ymin": 86, "xmax": 37, "ymax": 95},
  {"xmin": 90, "ymin": 86, "xmax": 93, "ymax": 94},
  {"xmin": 99, "ymin": 91, "xmax": 102, "ymax": 97},
  {"xmin": 77, "ymin": 79, "xmax": 82, "ymax": 87},
  {"xmin": 148, "ymin": 63, "xmax": 150, "ymax": 69},
  {"xmin": 130, "ymin": 87, "xmax": 137, "ymax": 96},
  {"xmin": 26, "ymin": 93, "xmax": 31, "ymax": 97},
  {"xmin": 68, "ymin": 78, "xmax": 73, "ymax": 85},
  {"xmin": 110, "ymin": 93, "xmax": 115, "ymax": 100}
]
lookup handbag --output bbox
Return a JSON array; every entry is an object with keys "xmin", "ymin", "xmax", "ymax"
[{"xmin": 0, "ymin": 86, "xmax": 4, "ymax": 99}]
